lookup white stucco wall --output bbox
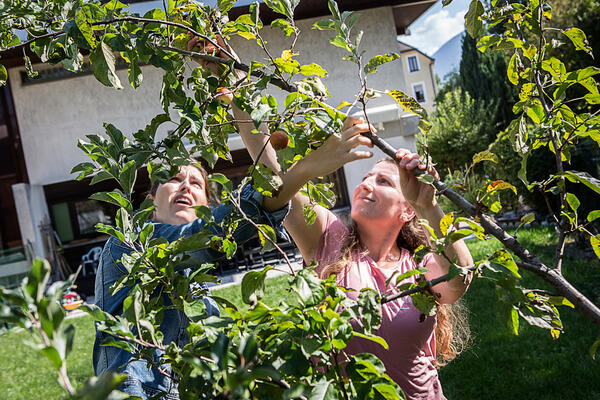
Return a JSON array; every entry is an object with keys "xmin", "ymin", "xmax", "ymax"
[
  {"xmin": 8, "ymin": 65, "xmax": 167, "ymax": 185},
  {"xmin": 8, "ymin": 5, "xmax": 416, "ymax": 205}
]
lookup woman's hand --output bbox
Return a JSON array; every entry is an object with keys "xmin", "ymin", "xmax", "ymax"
[
  {"xmin": 395, "ymin": 148, "xmax": 439, "ymax": 213},
  {"xmin": 301, "ymin": 115, "xmax": 376, "ymax": 179},
  {"xmin": 186, "ymin": 34, "xmax": 238, "ymax": 76}
]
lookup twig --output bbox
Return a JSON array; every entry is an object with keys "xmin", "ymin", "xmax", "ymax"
[
  {"xmin": 157, "ymin": 45, "xmax": 297, "ymax": 93},
  {"xmin": 226, "ymin": 191, "xmax": 296, "ymax": 276}
]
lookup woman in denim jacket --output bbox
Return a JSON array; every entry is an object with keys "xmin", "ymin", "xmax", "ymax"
[{"xmin": 92, "ymin": 163, "xmax": 289, "ymax": 399}]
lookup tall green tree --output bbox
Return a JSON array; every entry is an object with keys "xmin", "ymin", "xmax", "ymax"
[{"xmin": 458, "ymin": 33, "xmax": 518, "ymax": 128}]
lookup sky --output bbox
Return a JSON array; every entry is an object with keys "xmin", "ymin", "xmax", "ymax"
[{"xmin": 398, "ymin": 0, "xmax": 471, "ymax": 56}]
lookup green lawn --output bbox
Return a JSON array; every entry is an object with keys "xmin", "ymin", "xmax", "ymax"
[
  {"xmin": 1, "ymin": 226, "xmax": 599, "ymax": 399},
  {"xmin": 0, "ymin": 314, "xmax": 96, "ymax": 399}
]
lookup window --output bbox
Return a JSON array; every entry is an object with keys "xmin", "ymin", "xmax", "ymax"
[
  {"xmin": 407, "ymin": 55, "xmax": 420, "ymax": 72},
  {"xmin": 412, "ymin": 82, "xmax": 426, "ymax": 104}
]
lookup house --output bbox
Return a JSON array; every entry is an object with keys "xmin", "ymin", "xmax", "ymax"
[
  {"xmin": 397, "ymin": 40, "xmax": 438, "ymax": 113},
  {"xmin": 0, "ymin": 0, "xmax": 436, "ymax": 288}
]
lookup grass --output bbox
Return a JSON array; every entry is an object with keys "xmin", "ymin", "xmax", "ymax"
[
  {"xmin": 1, "ymin": 226, "xmax": 599, "ymax": 399},
  {"xmin": 0, "ymin": 314, "xmax": 96, "ymax": 400},
  {"xmin": 439, "ymin": 226, "xmax": 600, "ymax": 400}
]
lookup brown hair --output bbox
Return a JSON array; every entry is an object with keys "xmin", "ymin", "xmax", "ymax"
[
  {"xmin": 320, "ymin": 159, "xmax": 470, "ymax": 366},
  {"xmin": 148, "ymin": 161, "xmax": 210, "ymax": 201}
]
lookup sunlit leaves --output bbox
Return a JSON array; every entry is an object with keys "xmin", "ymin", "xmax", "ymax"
[
  {"xmin": 299, "ymin": 63, "xmax": 328, "ymax": 77},
  {"xmin": 472, "ymin": 150, "xmax": 499, "ymax": 165},
  {"xmin": 241, "ymin": 266, "xmax": 273, "ymax": 305},
  {"xmin": 89, "ymin": 41, "xmax": 123, "ymax": 89},
  {"xmin": 465, "ymin": 0, "xmax": 484, "ymax": 37},
  {"xmin": 363, "ymin": 53, "xmax": 400, "ymax": 75},
  {"xmin": 250, "ymin": 163, "xmax": 283, "ymax": 197},
  {"xmin": 387, "ymin": 90, "xmax": 426, "ymax": 118},
  {"xmin": 563, "ymin": 27, "xmax": 594, "ymax": 56},
  {"xmin": 591, "ymin": 235, "xmax": 600, "ymax": 260}
]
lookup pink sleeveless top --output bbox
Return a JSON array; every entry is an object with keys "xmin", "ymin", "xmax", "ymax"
[{"xmin": 313, "ymin": 211, "xmax": 445, "ymax": 400}]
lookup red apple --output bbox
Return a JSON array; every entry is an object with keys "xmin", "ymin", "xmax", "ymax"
[
  {"xmin": 216, "ymin": 87, "xmax": 233, "ymax": 105},
  {"xmin": 270, "ymin": 130, "xmax": 289, "ymax": 150},
  {"xmin": 202, "ymin": 42, "xmax": 218, "ymax": 55}
]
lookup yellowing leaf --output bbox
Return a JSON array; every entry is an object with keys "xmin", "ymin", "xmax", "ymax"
[
  {"xmin": 487, "ymin": 180, "xmax": 517, "ymax": 194},
  {"xmin": 439, "ymin": 212, "xmax": 455, "ymax": 237},
  {"xmin": 281, "ymin": 49, "xmax": 298, "ymax": 61},
  {"xmin": 473, "ymin": 150, "xmax": 499, "ymax": 165}
]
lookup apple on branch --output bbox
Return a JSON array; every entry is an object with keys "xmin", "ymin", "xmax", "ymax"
[
  {"xmin": 216, "ymin": 87, "xmax": 233, "ymax": 105},
  {"xmin": 270, "ymin": 130, "xmax": 289, "ymax": 150}
]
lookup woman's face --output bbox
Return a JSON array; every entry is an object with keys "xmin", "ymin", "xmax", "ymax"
[
  {"xmin": 152, "ymin": 165, "xmax": 208, "ymax": 225},
  {"xmin": 351, "ymin": 161, "xmax": 411, "ymax": 226}
]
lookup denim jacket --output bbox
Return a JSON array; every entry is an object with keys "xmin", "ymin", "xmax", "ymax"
[{"xmin": 93, "ymin": 185, "xmax": 289, "ymax": 399}]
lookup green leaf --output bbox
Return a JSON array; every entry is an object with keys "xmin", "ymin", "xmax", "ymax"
[
  {"xmin": 465, "ymin": 0, "xmax": 484, "ymax": 37},
  {"xmin": 312, "ymin": 18, "xmax": 335, "ymax": 31},
  {"xmin": 352, "ymin": 331, "xmax": 389, "ymax": 350},
  {"xmin": 518, "ymin": 212, "xmax": 536, "ymax": 228},
  {"xmin": 563, "ymin": 27, "xmax": 594, "ymax": 56},
  {"xmin": 270, "ymin": 18, "xmax": 294, "ymax": 37},
  {"xmin": 250, "ymin": 104, "xmax": 272, "ymax": 128},
  {"xmin": 250, "ymin": 163, "xmax": 283, "ymax": 197},
  {"xmin": 73, "ymin": 371, "xmax": 128, "ymax": 400},
  {"xmin": 299, "ymin": 63, "xmax": 328, "ymax": 77},
  {"xmin": 217, "ymin": 0, "xmax": 236, "ymax": 13},
  {"xmin": 241, "ymin": 266, "xmax": 273, "ymax": 305},
  {"xmin": 183, "ymin": 299, "xmax": 207, "ymax": 322},
  {"xmin": 89, "ymin": 41, "xmax": 123, "ymax": 89},
  {"xmin": 0, "ymin": 65, "xmax": 7, "ymax": 85},
  {"xmin": 562, "ymin": 171, "xmax": 600, "ymax": 195},
  {"xmin": 70, "ymin": 162, "xmax": 96, "ymax": 180},
  {"xmin": 507, "ymin": 52, "xmax": 519, "ymax": 85},
  {"xmin": 566, "ymin": 193, "xmax": 580, "ymax": 212},
  {"xmin": 590, "ymin": 235, "xmax": 600, "ymax": 260},
  {"xmin": 292, "ymin": 268, "xmax": 326, "ymax": 306},
  {"xmin": 303, "ymin": 204, "xmax": 317, "ymax": 226},
  {"xmin": 174, "ymin": 98, "xmax": 207, "ymax": 142},
  {"xmin": 590, "ymin": 336, "xmax": 600, "ymax": 360},
  {"xmin": 80, "ymin": 304, "xmax": 117, "ymax": 322},
  {"xmin": 587, "ymin": 210, "xmax": 600, "ymax": 223},
  {"xmin": 40, "ymin": 346, "xmax": 62, "ymax": 370},
  {"xmin": 364, "ymin": 53, "xmax": 400, "ymax": 75},
  {"xmin": 411, "ymin": 292, "xmax": 437, "ymax": 316},
  {"xmin": 90, "ymin": 190, "xmax": 132, "ymax": 213},
  {"xmin": 127, "ymin": 52, "xmax": 143, "ymax": 89},
  {"xmin": 208, "ymin": 173, "xmax": 233, "ymax": 194},
  {"xmin": 90, "ymin": 170, "xmax": 114, "ymax": 185},
  {"xmin": 95, "ymin": 223, "xmax": 125, "ymax": 242},
  {"xmin": 541, "ymin": 57, "xmax": 567, "ymax": 83},
  {"xmin": 308, "ymin": 378, "xmax": 338, "ymax": 400},
  {"xmin": 373, "ymin": 382, "xmax": 402, "ymax": 399},
  {"xmin": 25, "ymin": 258, "xmax": 51, "ymax": 303},
  {"xmin": 509, "ymin": 307, "xmax": 519, "ymax": 335},
  {"xmin": 139, "ymin": 223, "xmax": 154, "ymax": 247},
  {"xmin": 585, "ymin": 93, "xmax": 600, "ymax": 104},
  {"xmin": 489, "ymin": 249, "xmax": 521, "ymax": 278},
  {"xmin": 257, "ymin": 224, "xmax": 277, "ymax": 253}
]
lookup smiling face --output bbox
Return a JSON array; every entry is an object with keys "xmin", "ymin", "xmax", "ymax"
[
  {"xmin": 152, "ymin": 165, "xmax": 209, "ymax": 225},
  {"xmin": 351, "ymin": 161, "xmax": 413, "ymax": 228}
]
